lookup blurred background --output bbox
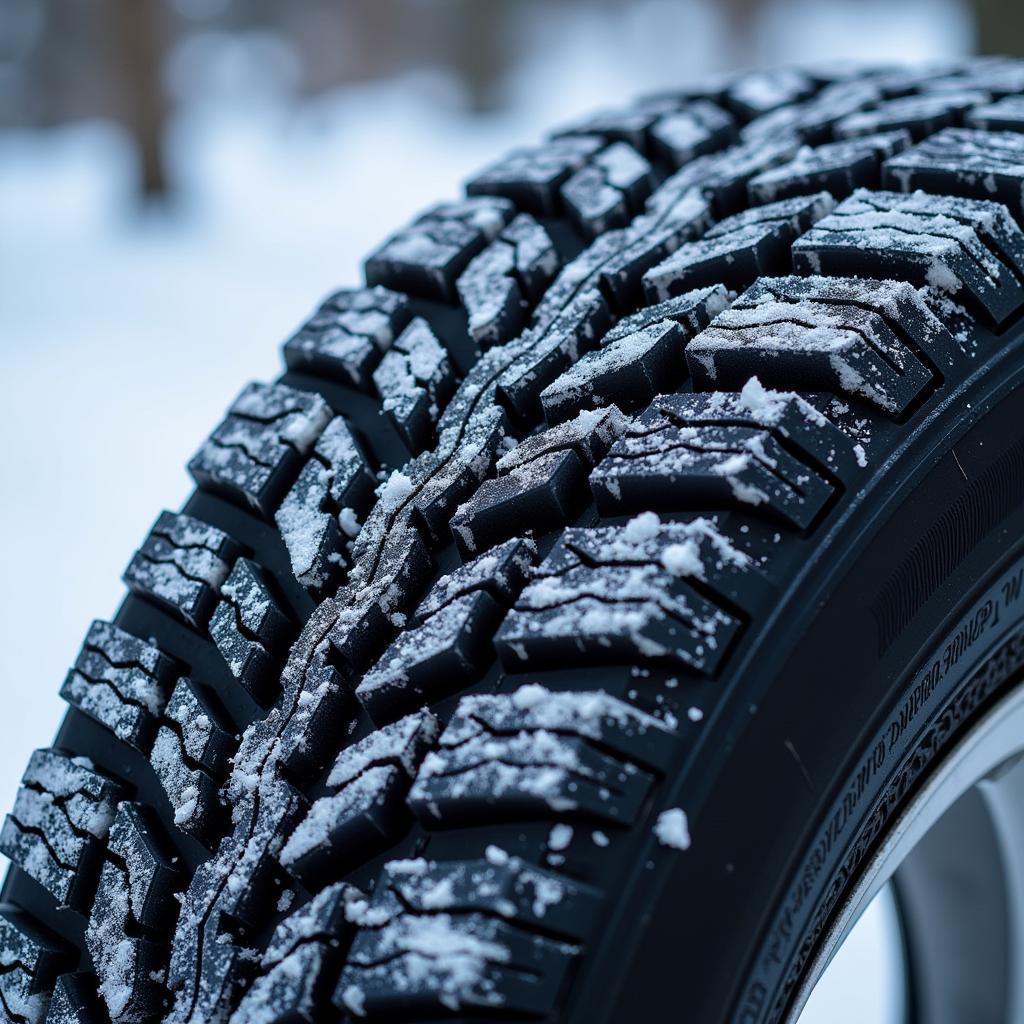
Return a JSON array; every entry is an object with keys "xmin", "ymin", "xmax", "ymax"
[{"xmin": 2, "ymin": 2, "xmax": 1022, "ymax": 1018}]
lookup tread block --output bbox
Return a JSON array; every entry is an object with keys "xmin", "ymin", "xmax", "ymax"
[
  {"xmin": 679, "ymin": 140, "xmax": 806, "ymax": 209},
  {"xmin": 590, "ymin": 392, "xmax": 847, "ymax": 529},
  {"xmin": 408, "ymin": 686, "xmax": 675, "ymax": 828},
  {"xmin": 834, "ymin": 89, "xmax": 989, "ymax": 140},
  {"xmin": 496, "ymin": 520, "xmax": 748, "ymax": 675},
  {"xmin": 163, "ymin": 678, "xmax": 235, "ymax": 776},
  {"xmin": 60, "ymin": 621, "xmax": 177, "ymax": 752},
  {"xmin": 355, "ymin": 591, "xmax": 504, "ymax": 722},
  {"xmin": 229, "ymin": 882, "xmax": 359, "ymax": 1024},
  {"xmin": 151, "ymin": 729, "xmax": 220, "ymax": 844},
  {"xmin": 686, "ymin": 275, "xmax": 951, "ymax": 416},
  {"xmin": 280, "ymin": 711, "xmax": 438, "ymax": 885},
  {"xmin": 0, "ymin": 750, "xmax": 123, "ymax": 911},
  {"xmin": 747, "ymin": 130, "xmax": 911, "ymax": 204},
  {"xmin": 497, "ymin": 407, "xmax": 629, "ymax": 476},
  {"xmin": 43, "ymin": 973, "xmax": 104, "ymax": 1024},
  {"xmin": 0, "ymin": 907, "xmax": 72, "ymax": 1024},
  {"xmin": 151, "ymin": 679, "xmax": 233, "ymax": 844},
  {"xmin": 274, "ymin": 644, "xmax": 352, "ymax": 783},
  {"xmin": 456, "ymin": 213, "xmax": 560, "ymax": 348},
  {"xmin": 929, "ymin": 60, "xmax": 1024, "ymax": 97},
  {"xmin": 86, "ymin": 803, "xmax": 180, "ymax": 1022},
  {"xmin": 450, "ymin": 449, "xmax": 588, "ymax": 557},
  {"xmin": 739, "ymin": 80, "xmax": 882, "ymax": 146},
  {"xmin": 597, "ymin": 187, "xmax": 714, "ymax": 311},
  {"xmin": 791, "ymin": 79, "xmax": 885, "ymax": 142},
  {"xmin": 123, "ymin": 512, "xmax": 241, "ymax": 630},
  {"xmin": 656, "ymin": 387, "xmax": 864, "ymax": 481},
  {"xmin": 792, "ymin": 188, "xmax": 1024, "ymax": 326},
  {"xmin": 601, "ymin": 284, "xmax": 732, "ymax": 347},
  {"xmin": 188, "ymin": 382, "xmax": 332, "ymax": 517},
  {"xmin": 334, "ymin": 856, "xmax": 602, "ymax": 1018},
  {"xmin": 337, "ymin": 909, "xmax": 575, "ymax": 1019},
  {"xmin": 743, "ymin": 272, "xmax": 960, "ymax": 366},
  {"xmin": 490, "ymin": 197, "xmax": 718, "ymax": 417},
  {"xmin": 344, "ymin": 520, "xmax": 436, "ymax": 633},
  {"xmin": 104, "ymin": 803, "xmax": 181, "ymax": 931},
  {"xmin": 415, "ymin": 538, "xmax": 537, "ymax": 623},
  {"xmin": 543, "ymin": 321, "xmax": 683, "ymax": 422},
  {"xmin": 283, "ymin": 286, "xmax": 411, "ymax": 389},
  {"xmin": 736, "ymin": 87, "xmax": 814, "ymax": 143},
  {"xmin": 883, "ymin": 127, "xmax": 1024, "ymax": 224},
  {"xmin": 539, "ymin": 285, "xmax": 729, "ymax": 423},
  {"xmin": 643, "ymin": 192, "xmax": 835, "ymax": 300},
  {"xmin": 649, "ymin": 100, "xmax": 737, "ymax": 168},
  {"xmin": 163, "ymin": 793, "xmax": 308, "ymax": 1024},
  {"xmin": 374, "ymin": 856, "xmax": 603, "ymax": 940},
  {"xmin": 493, "ymin": 248, "xmax": 612, "ymax": 423},
  {"xmin": 275, "ymin": 416, "xmax": 376, "ymax": 593},
  {"xmin": 967, "ymin": 95, "xmax": 1024, "ymax": 133},
  {"xmin": 466, "ymin": 136, "xmax": 603, "ymax": 216},
  {"xmin": 372, "ymin": 317, "xmax": 456, "ymax": 451},
  {"xmin": 560, "ymin": 142, "xmax": 654, "ymax": 239},
  {"xmin": 551, "ymin": 96, "xmax": 679, "ymax": 147},
  {"xmin": 727, "ymin": 68, "xmax": 815, "ymax": 120},
  {"xmin": 365, "ymin": 197, "xmax": 516, "ymax": 303},
  {"xmin": 403, "ymin": 405, "xmax": 513, "ymax": 542},
  {"xmin": 208, "ymin": 558, "xmax": 293, "ymax": 702}
]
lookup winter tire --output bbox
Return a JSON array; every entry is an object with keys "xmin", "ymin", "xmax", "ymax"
[{"xmin": 6, "ymin": 57, "xmax": 1024, "ymax": 1024}]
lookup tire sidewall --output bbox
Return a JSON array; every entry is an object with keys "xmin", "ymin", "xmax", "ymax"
[{"xmin": 578, "ymin": 349, "xmax": 1024, "ymax": 1024}]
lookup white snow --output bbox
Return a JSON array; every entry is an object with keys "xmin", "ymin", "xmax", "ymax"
[
  {"xmin": 341, "ymin": 984, "xmax": 367, "ymax": 1017},
  {"xmin": 485, "ymin": 845, "xmax": 509, "ymax": 866},
  {"xmin": 925, "ymin": 259, "xmax": 962, "ymax": 293},
  {"xmin": 548, "ymin": 823, "xmax": 574, "ymax": 851},
  {"xmin": 339, "ymin": 507, "xmax": 361, "ymax": 538},
  {"xmin": 654, "ymin": 807, "xmax": 691, "ymax": 850},
  {"xmin": 623, "ymin": 511, "xmax": 662, "ymax": 543},
  {"xmin": 739, "ymin": 375, "xmax": 789, "ymax": 423},
  {"xmin": 660, "ymin": 540, "xmax": 705, "ymax": 579},
  {"xmin": 378, "ymin": 470, "xmax": 414, "ymax": 511}
]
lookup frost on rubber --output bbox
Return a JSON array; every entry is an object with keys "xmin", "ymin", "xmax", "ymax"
[{"xmin": 4, "ymin": 58, "xmax": 1024, "ymax": 1024}]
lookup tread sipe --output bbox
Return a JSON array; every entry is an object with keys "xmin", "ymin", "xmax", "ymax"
[{"xmin": 5, "ymin": 57, "xmax": 1024, "ymax": 1024}]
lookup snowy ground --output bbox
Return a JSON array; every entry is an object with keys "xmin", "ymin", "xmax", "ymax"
[{"xmin": 0, "ymin": 0, "xmax": 968, "ymax": 1015}]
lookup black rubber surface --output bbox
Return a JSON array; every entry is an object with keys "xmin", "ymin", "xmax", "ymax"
[{"xmin": 5, "ymin": 58, "xmax": 1024, "ymax": 1024}]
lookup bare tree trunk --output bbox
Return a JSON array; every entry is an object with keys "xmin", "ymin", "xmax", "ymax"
[
  {"xmin": 449, "ymin": 0, "xmax": 511, "ymax": 114},
  {"xmin": 716, "ymin": 0, "xmax": 761, "ymax": 72},
  {"xmin": 110, "ymin": 0, "xmax": 168, "ymax": 200},
  {"xmin": 968, "ymin": 0, "xmax": 1024, "ymax": 58}
]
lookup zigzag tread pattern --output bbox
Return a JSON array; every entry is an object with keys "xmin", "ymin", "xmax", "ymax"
[{"xmin": 5, "ymin": 58, "xmax": 1024, "ymax": 1024}]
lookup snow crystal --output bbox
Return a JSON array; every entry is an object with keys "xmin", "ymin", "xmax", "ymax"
[
  {"xmin": 925, "ymin": 259, "xmax": 962, "ymax": 293},
  {"xmin": 654, "ymin": 807, "xmax": 691, "ymax": 850},
  {"xmin": 378, "ymin": 470, "xmax": 414, "ymax": 510},
  {"xmin": 548, "ymin": 823, "xmax": 573, "ymax": 851},
  {"xmin": 623, "ymin": 511, "xmax": 661, "ymax": 543},
  {"xmin": 485, "ymin": 845, "xmax": 509, "ymax": 866},
  {"xmin": 339, "ymin": 506, "xmax": 361, "ymax": 538},
  {"xmin": 738, "ymin": 375, "xmax": 788, "ymax": 423},
  {"xmin": 660, "ymin": 540, "xmax": 705, "ymax": 579},
  {"xmin": 341, "ymin": 983, "xmax": 367, "ymax": 1017}
]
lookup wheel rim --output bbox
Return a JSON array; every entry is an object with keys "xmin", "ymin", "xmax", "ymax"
[{"xmin": 790, "ymin": 680, "xmax": 1024, "ymax": 1024}]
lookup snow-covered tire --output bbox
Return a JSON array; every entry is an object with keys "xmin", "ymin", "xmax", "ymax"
[{"xmin": 6, "ymin": 59, "xmax": 1024, "ymax": 1024}]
